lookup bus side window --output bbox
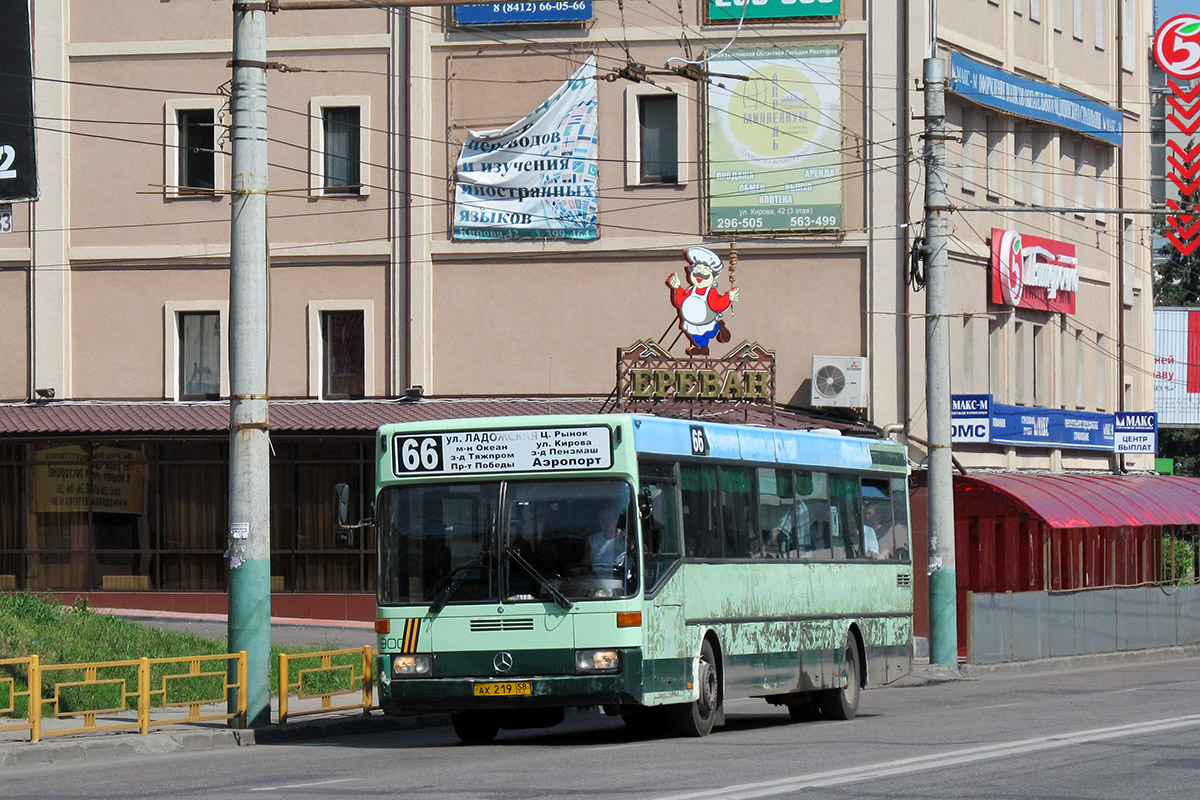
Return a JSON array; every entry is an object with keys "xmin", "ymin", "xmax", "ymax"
[
  {"xmin": 680, "ymin": 464, "xmax": 721, "ymax": 558},
  {"xmin": 829, "ymin": 474, "xmax": 864, "ymax": 559},
  {"xmin": 795, "ymin": 470, "xmax": 832, "ymax": 560},
  {"xmin": 639, "ymin": 478, "xmax": 682, "ymax": 592},
  {"xmin": 889, "ymin": 477, "xmax": 911, "ymax": 560},
  {"xmin": 719, "ymin": 466, "xmax": 757, "ymax": 558}
]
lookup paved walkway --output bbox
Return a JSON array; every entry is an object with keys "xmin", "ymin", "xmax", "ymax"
[{"xmin": 3, "ymin": 609, "xmax": 1197, "ymax": 768}]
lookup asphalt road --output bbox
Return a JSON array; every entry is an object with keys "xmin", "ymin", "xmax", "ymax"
[{"xmin": 6, "ymin": 657, "xmax": 1198, "ymax": 799}]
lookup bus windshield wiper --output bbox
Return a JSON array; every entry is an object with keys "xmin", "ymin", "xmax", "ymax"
[
  {"xmin": 504, "ymin": 546, "xmax": 573, "ymax": 611},
  {"xmin": 429, "ymin": 549, "xmax": 491, "ymax": 614}
]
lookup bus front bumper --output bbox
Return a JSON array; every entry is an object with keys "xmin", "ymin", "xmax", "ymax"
[{"xmin": 377, "ymin": 649, "xmax": 643, "ymax": 713}]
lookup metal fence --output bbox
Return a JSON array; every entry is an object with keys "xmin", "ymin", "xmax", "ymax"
[
  {"xmin": 1, "ymin": 647, "xmax": 378, "ymax": 743},
  {"xmin": 968, "ymin": 584, "xmax": 1200, "ymax": 664}
]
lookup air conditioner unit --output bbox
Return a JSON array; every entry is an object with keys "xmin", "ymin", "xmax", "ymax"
[{"xmin": 810, "ymin": 356, "xmax": 868, "ymax": 408}]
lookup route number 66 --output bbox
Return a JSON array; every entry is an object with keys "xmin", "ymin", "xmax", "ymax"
[{"xmin": 396, "ymin": 435, "xmax": 443, "ymax": 472}]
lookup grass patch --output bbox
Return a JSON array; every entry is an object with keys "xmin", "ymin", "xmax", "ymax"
[{"xmin": 0, "ymin": 593, "xmax": 367, "ymax": 720}]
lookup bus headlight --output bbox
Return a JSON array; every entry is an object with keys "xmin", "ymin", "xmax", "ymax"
[
  {"xmin": 392, "ymin": 654, "xmax": 432, "ymax": 677},
  {"xmin": 576, "ymin": 649, "xmax": 621, "ymax": 673}
]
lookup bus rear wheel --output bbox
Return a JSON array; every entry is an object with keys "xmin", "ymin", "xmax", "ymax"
[
  {"xmin": 816, "ymin": 639, "xmax": 861, "ymax": 721},
  {"xmin": 668, "ymin": 639, "xmax": 720, "ymax": 737},
  {"xmin": 451, "ymin": 710, "xmax": 500, "ymax": 745}
]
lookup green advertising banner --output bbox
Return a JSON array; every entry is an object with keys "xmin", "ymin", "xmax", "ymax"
[
  {"xmin": 708, "ymin": 0, "xmax": 839, "ymax": 23},
  {"xmin": 707, "ymin": 45, "xmax": 842, "ymax": 234}
]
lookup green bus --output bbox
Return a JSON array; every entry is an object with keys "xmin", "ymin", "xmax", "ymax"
[{"xmin": 365, "ymin": 413, "xmax": 913, "ymax": 744}]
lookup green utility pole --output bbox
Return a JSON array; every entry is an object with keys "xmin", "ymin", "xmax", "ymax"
[
  {"xmin": 227, "ymin": 2, "xmax": 272, "ymax": 728},
  {"xmin": 922, "ymin": 53, "xmax": 958, "ymax": 667}
]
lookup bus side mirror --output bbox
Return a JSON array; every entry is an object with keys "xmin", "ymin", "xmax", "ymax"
[{"xmin": 335, "ymin": 483, "xmax": 350, "ymax": 527}]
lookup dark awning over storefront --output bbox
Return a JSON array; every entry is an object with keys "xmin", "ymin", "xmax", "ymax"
[
  {"xmin": 957, "ymin": 473, "xmax": 1200, "ymax": 529},
  {"xmin": 0, "ymin": 398, "xmax": 879, "ymax": 437}
]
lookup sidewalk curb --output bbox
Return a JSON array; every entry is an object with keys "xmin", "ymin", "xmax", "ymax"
[{"xmin": 0, "ymin": 712, "xmax": 448, "ymax": 768}]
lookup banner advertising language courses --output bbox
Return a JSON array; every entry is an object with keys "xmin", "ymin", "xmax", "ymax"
[
  {"xmin": 707, "ymin": 45, "xmax": 842, "ymax": 233},
  {"xmin": 453, "ymin": 57, "xmax": 598, "ymax": 240}
]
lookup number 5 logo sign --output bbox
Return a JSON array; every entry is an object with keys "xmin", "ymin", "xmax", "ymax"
[{"xmin": 1155, "ymin": 15, "xmax": 1200, "ymax": 79}]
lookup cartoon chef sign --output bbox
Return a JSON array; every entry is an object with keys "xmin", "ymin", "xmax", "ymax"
[{"xmin": 667, "ymin": 246, "xmax": 739, "ymax": 356}]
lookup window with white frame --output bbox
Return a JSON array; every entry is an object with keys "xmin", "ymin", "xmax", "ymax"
[
  {"xmin": 1031, "ymin": 127, "xmax": 1048, "ymax": 206},
  {"xmin": 164, "ymin": 301, "xmax": 229, "ymax": 401},
  {"xmin": 1072, "ymin": 0, "xmax": 1083, "ymax": 41},
  {"xmin": 164, "ymin": 99, "xmax": 224, "ymax": 198},
  {"xmin": 1052, "ymin": 0, "xmax": 1062, "ymax": 31},
  {"xmin": 960, "ymin": 105, "xmax": 979, "ymax": 193},
  {"xmin": 1095, "ymin": 144, "xmax": 1111, "ymax": 224},
  {"xmin": 1014, "ymin": 125, "xmax": 1032, "ymax": 205},
  {"xmin": 1072, "ymin": 137, "xmax": 1086, "ymax": 217},
  {"xmin": 310, "ymin": 97, "xmax": 370, "ymax": 197},
  {"xmin": 1095, "ymin": 332, "xmax": 1107, "ymax": 410},
  {"xmin": 1094, "ymin": 0, "xmax": 1106, "ymax": 49},
  {"xmin": 1121, "ymin": 0, "xmax": 1135, "ymax": 71},
  {"xmin": 1030, "ymin": 0, "xmax": 1041, "ymax": 23},
  {"xmin": 625, "ymin": 83, "xmax": 688, "ymax": 186},
  {"xmin": 985, "ymin": 114, "xmax": 1005, "ymax": 201},
  {"xmin": 307, "ymin": 300, "xmax": 375, "ymax": 399}
]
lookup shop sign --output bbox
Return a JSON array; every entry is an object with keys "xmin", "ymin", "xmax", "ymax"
[
  {"xmin": 707, "ymin": 0, "xmax": 839, "ymax": 24},
  {"xmin": 951, "ymin": 395, "xmax": 1115, "ymax": 451},
  {"xmin": 453, "ymin": 57, "xmax": 598, "ymax": 240},
  {"xmin": 617, "ymin": 340, "xmax": 776, "ymax": 409},
  {"xmin": 991, "ymin": 228, "xmax": 1078, "ymax": 315},
  {"xmin": 706, "ymin": 45, "xmax": 842, "ymax": 233},
  {"xmin": 32, "ymin": 444, "xmax": 145, "ymax": 513},
  {"xmin": 949, "ymin": 52, "xmax": 1122, "ymax": 146},
  {"xmin": 1114, "ymin": 413, "xmax": 1157, "ymax": 454},
  {"xmin": 455, "ymin": 1, "xmax": 592, "ymax": 26}
]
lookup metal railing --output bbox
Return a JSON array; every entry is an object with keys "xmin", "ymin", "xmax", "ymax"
[
  {"xmin": 0, "ymin": 652, "xmax": 247, "ymax": 743},
  {"xmin": 3, "ymin": 647, "xmax": 379, "ymax": 742},
  {"xmin": 278, "ymin": 645, "xmax": 374, "ymax": 723}
]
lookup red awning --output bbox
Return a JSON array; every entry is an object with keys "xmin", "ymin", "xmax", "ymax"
[{"xmin": 955, "ymin": 473, "xmax": 1200, "ymax": 529}]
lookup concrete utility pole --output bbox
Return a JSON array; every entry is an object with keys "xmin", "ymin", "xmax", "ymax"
[
  {"xmin": 227, "ymin": 3, "xmax": 272, "ymax": 727},
  {"xmin": 922, "ymin": 55, "xmax": 958, "ymax": 667}
]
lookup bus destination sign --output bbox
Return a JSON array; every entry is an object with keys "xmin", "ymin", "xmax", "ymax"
[{"xmin": 392, "ymin": 426, "xmax": 612, "ymax": 476}]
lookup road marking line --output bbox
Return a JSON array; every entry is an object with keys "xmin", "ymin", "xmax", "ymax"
[
  {"xmin": 250, "ymin": 778, "xmax": 361, "ymax": 792},
  {"xmin": 652, "ymin": 714, "xmax": 1200, "ymax": 800}
]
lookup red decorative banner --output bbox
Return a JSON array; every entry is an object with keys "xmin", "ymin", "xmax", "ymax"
[{"xmin": 1156, "ymin": 15, "xmax": 1200, "ymax": 256}]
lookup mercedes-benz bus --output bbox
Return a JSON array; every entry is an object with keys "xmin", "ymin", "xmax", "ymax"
[{"xmin": 364, "ymin": 413, "xmax": 912, "ymax": 744}]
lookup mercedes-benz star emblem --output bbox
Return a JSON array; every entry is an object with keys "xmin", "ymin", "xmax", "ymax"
[{"xmin": 493, "ymin": 652, "xmax": 514, "ymax": 673}]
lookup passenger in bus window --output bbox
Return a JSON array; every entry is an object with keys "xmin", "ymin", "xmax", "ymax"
[
  {"xmin": 587, "ymin": 502, "xmax": 627, "ymax": 575},
  {"xmin": 862, "ymin": 502, "xmax": 894, "ymax": 559}
]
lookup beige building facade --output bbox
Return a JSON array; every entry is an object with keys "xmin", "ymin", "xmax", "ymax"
[{"xmin": 0, "ymin": 1, "xmax": 1157, "ymax": 609}]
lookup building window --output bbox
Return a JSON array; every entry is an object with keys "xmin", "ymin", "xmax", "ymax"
[
  {"xmin": 307, "ymin": 300, "xmax": 375, "ymax": 400},
  {"xmin": 165, "ymin": 301, "xmax": 228, "ymax": 401},
  {"xmin": 1094, "ymin": 0, "xmax": 1106, "ymax": 49},
  {"xmin": 1029, "ymin": 0, "xmax": 1041, "ymax": 23},
  {"xmin": 309, "ymin": 97, "xmax": 370, "ymax": 197},
  {"xmin": 985, "ymin": 114, "xmax": 1005, "ymax": 201},
  {"xmin": 625, "ymin": 84, "xmax": 689, "ymax": 186},
  {"xmin": 323, "ymin": 107, "xmax": 361, "ymax": 194},
  {"xmin": 178, "ymin": 110, "xmax": 215, "ymax": 194},
  {"xmin": 179, "ymin": 312, "xmax": 221, "ymax": 400},
  {"xmin": 1072, "ymin": 0, "xmax": 1083, "ymax": 41},
  {"xmin": 960, "ymin": 105, "xmax": 979, "ymax": 193},
  {"xmin": 322, "ymin": 311, "xmax": 365, "ymax": 399},
  {"xmin": 638, "ymin": 95, "xmax": 678, "ymax": 184},
  {"xmin": 164, "ymin": 100, "xmax": 224, "ymax": 199}
]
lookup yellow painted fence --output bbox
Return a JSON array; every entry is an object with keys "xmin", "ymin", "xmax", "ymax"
[{"xmin": 0, "ymin": 648, "xmax": 378, "ymax": 743}]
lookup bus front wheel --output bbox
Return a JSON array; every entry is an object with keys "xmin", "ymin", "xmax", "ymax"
[
  {"xmin": 668, "ymin": 639, "xmax": 720, "ymax": 737},
  {"xmin": 816, "ymin": 639, "xmax": 861, "ymax": 721},
  {"xmin": 451, "ymin": 710, "xmax": 500, "ymax": 745}
]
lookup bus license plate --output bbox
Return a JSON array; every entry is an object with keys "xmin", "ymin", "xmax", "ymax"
[{"xmin": 473, "ymin": 681, "xmax": 532, "ymax": 697}]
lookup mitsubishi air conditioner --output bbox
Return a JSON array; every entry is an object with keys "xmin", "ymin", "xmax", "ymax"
[{"xmin": 810, "ymin": 356, "xmax": 868, "ymax": 408}]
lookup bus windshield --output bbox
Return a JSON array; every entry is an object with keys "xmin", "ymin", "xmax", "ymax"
[{"xmin": 377, "ymin": 478, "xmax": 637, "ymax": 606}]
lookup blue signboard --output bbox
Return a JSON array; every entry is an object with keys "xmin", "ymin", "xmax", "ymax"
[
  {"xmin": 1114, "ymin": 412, "xmax": 1158, "ymax": 454},
  {"xmin": 455, "ymin": 1, "xmax": 591, "ymax": 25},
  {"xmin": 951, "ymin": 395, "xmax": 1116, "ymax": 451},
  {"xmin": 949, "ymin": 52, "xmax": 1123, "ymax": 146}
]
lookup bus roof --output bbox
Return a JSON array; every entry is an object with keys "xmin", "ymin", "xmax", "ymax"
[{"xmin": 377, "ymin": 413, "xmax": 907, "ymax": 476}]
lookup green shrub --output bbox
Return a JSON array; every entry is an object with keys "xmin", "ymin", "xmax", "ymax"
[{"xmin": 1161, "ymin": 536, "xmax": 1196, "ymax": 584}]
